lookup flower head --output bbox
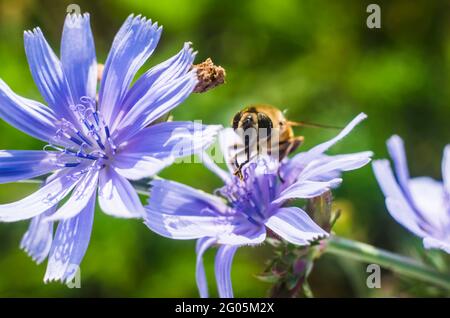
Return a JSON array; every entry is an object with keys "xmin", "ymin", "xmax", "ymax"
[
  {"xmin": 145, "ymin": 113, "xmax": 371, "ymax": 297},
  {"xmin": 373, "ymin": 136, "xmax": 450, "ymax": 253},
  {"xmin": 0, "ymin": 13, "xmax": 220, "ymax": 282}
]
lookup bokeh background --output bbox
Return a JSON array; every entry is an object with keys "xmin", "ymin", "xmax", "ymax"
[{"xmin": 0, "ymin": 0, "xmax": 449, "ymax": 297}]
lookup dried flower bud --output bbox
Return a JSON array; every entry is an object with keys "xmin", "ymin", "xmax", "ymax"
[{"xmin": 192, "ymin": 58, "xmax": 226, "ymax": 93}]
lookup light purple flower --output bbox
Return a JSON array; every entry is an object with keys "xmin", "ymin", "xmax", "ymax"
[
  {"xmin": 145, "ymin": 113, "xmax": 371, "ymax": 297},
  {"xmin": 373, "ymin": 135, "xmax": 450, "ymax": 253},
  {"xmin": 0, "ymin": 13, "xmax": 220, "ymax": 282}
]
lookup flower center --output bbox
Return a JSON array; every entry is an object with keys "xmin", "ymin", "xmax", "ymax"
[
  {"xmin": 44, "ymin": 97, "xmax": 116, "ymax": 170},
  {"xmin": 219, "ymin": 163, "xmax": 280, "ymax": 226}
]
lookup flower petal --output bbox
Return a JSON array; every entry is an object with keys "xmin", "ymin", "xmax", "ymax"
[
  {"xmin": 145, "ymin": 210, "xmax": 237, "ymax": 240},
  {"xmin": 0, "ymin": 79, "xmax": 57, "ymax": 142},
  {"xmin": 147, "ymin": 179, "xmax": 230, "ymax": 216},
  {"xmin": 145, "ymin": 179, "xmax": 234, "ymax": 239},
  {"xmin": 196, "ymin": 237, "xmax": 216, "ymax": 298},
  {"xmin": 382, "ymin": 137, "xmax": 449, "ymax": 238},
  {"xmin": 215, "ymin": 245, "xmax": 238, "ymax": 298},
  {"xmin": 273, "ymin": 179, "xmax": 342, "ymax": 204},
  {"xmin": 114, "ymin": 72, "xmax": 198, "ymax": 143},
  {"xmin": 112, "ymin": 42, "xmax": 196, "ymax": 130},
  {"xmin": 24, "ymin": 27, "xmax": 76, "ymax": 122},
  {"xmin": 0, "ymin": 168, "xmax": 81, "ymax": 222},
  {"xmin": 113, "ymin": 153, "xmax": 173, "ymax": 180},
  {"xmin": 216, "ymin": 223, "xmax": 266, "ymax": 246},
  {"xmin": 284, "ymin": 113, "xmax": 367, "ymax": 182},
  {"xmin": 265, "ymin": 207, "xmax": 328, "ymax": 245},
  {"xmin": 386, "ymin": 135, "xmax": 414, "ymax": 201},
  {"xmin": 408, "ymin": 177, "xmax": 448, "ymax": 232},
  {"xmin": 20, "ymin": 206, "xmax": 56, "ymax": 264},
  {"xmin": 0, "ymin": 150, "xmax": 60, "ymax": 184},
  {"xmin": 45, "ymin": 168, "xmax": 99, "ymax": 221},
  {"xmin": 61, "ymin": 13, "xmax": 97, "ymax": 101},
  {"xmin": 98, "ymin": 15, "xmax": 162, "ymax": 127},
  {"xmin": 201, "ymin": 151, "xmax": 232, "ymax": 184},
  {"xmin": 98, "ymin": 167, "xmax": 144, "ymax": 218},
  {"xmin": 44, "ymin": 191, "xmax": 95, "ymax": 283},
  {"xmin": 442, "ymin": 145, "xmax": 450, "ymax": 197},
  {"xmin": 295, "ymin": 151, "xmax": 373, "ymax": 182},
  {"xmin": 372, "ymin": 160, "xmax": 428, "ymax": 237},
  {"xmin": 115, "ymin": 122, "xmax": 221, "ymax": 177}
]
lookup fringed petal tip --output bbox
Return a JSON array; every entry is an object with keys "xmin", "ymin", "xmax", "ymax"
[
  {"xmin": 183, "ymin": 41, "xmax": 197, "ymax": 58},
  {"xmin": 24, "ymin": 27, "xmax": 43, "ymax": 38},
  {"xmin": 65, "ymin": 12, "xmax": 90, "ymax": 23},
  {"xmin": 43, "ymin": 255, "xmax": 83, "ymax": 284},
  {"xmin": 43, "ymin": 273, "xmax": 76, "ymax": 285},
  {"xmin": 309, "ymin": 231, "xmax": 330, "ymax": 243},
  {"xmin": 125, "ymin": 14, "xmax": 162, "ymax": 33},
  {"xmin": 20, "ymin": 245, "xmax": 47, "ymax": 265}
]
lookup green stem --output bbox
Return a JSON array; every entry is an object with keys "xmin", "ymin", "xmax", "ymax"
[{"xmin": 326, "ymin": 236, "xmax": 450, "ymax": 290}]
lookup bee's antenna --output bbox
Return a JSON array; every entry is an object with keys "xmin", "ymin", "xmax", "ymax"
[{"xmin": 287, "ymin": 120, "xmax": 342, "ymax": 130}]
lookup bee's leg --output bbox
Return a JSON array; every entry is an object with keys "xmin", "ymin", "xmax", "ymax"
[
  {"xmin": 277, "ymin": 136, "xmax": 304, "ymax": 183},
  {"xmin": 287, "ymin": 136, "xmax": 304, "ymax": 155},
  {"xmin": 233, "ymin": 156, "xmax": 244, "ymax": 179},
  {"xmin": 278, "ymin": 136, "xmax": 304, "ymax": 160},
  {"xmin": 233, "ymin": 157, "xmax": 252, "ymax": 180},
  {"xmin": 233, "ymin": 144, "xmax": 252, "ymax": 180}
]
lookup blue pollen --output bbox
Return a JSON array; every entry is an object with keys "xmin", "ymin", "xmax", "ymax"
[
  {"xmin": 93, "ymin": 112, "xmax": 100, "ymax": 125},
  {"xmin": 92, "ymin": 131, "xmax": 106, "ymax": 150},
  {"xmin": 64, "ymin": 162, "xmax": 80, "ymax": 168},
  {"xmin": 76, "ymin": 131, "xmax": 93, "ymax": 147},
  {"xmin": 64, "ymin": 149, "xmax": 99, "ymax": 161},
  {"xmin": 45, "ymin": 97, "xmax": 119, "ymax": 169},
  {"xmin": 247, "ymin": 215, "xmax": 261, "ymax": 226},
  {"xmin": 104, "ymin": 125, "xmax": 111, "ymax": 138},
  {"xmin": 69, "ymin": 136, "xmax": 83, "ymax": 146}
]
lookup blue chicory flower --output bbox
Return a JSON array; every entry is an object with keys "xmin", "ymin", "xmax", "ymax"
[
  {"xmin": 145, "ymin": 113, "xmax": 371, "ymax": 297},
  {"xmin": 0, "ymin": 13, "xmax": 221, "ymax": 282},
  {"xmin": 373, "ymin": 135, "xmax": 450, "ymax": 253}
]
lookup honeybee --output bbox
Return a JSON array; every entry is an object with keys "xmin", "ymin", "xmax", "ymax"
[{"xmin": 229, "ymin": 104, "xmax": 339, "ymax": 178}]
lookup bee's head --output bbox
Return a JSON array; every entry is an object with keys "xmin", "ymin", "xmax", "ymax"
[{"xmin": 232, "ymin": 107, "xmax": 274, "ymax": 132}]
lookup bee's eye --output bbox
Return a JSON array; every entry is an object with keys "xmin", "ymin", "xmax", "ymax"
[
  {"xmin": 242, "ymin": 115, "xmax": 254, "ymax": 130},
  {"xmin": 232, "ymin": 111, "xmax": 242, "ymax": 130},
  {"xmin": 257, "ymin": 113, "xmax": 273, "ymax": 135}
]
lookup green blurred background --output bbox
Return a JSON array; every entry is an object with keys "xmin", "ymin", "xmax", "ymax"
[{"xmin": 0, "ymin": 0, "xmax": 449, "ymax": 297}]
